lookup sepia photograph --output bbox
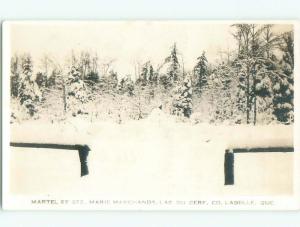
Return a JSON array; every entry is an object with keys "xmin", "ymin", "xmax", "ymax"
[{"xmin": 2, "ymin": 21, "xmax": 299, "ymax": 210}]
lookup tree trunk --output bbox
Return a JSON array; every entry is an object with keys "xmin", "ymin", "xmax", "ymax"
[
  {"xmin": 63, "ymin": 82, "xmax": 67, "ymax": 113},
  {"xmin": 246, "ymin": 71, "xmax": 250, "ymax": 124},
  {"xmin": 253, "ymin": 95, "xmax": 257, "ymax": 125},
  {"xmin": 252, "ymin": 70, "xmax": 257, "ymax": 125}
]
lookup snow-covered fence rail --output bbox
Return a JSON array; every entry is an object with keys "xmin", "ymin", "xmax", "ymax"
[
  {"xmin": 224, "ymin": 147, "xmax": 294, "ymax": 185},
  {"xmin": 10, "ymin": 142, "xmax": 90, "ymax": 177}
]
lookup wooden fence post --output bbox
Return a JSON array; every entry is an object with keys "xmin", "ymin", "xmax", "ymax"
[{"xmin": 224, "ymin": 149, "xmax": 234, "ymax": 185}]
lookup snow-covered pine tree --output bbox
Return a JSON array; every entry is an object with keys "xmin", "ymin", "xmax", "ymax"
[
  {"xmin": 37, "ymin": 54, "xmax": 52, "ymax": 89},
  {"xmin": 144, "ymin": 62, "xmax": 158, "ymax": 100},
  {"xmin": 172, "ymin": 76, "xmax": 192, "ymax": 118},
  {"xmin": 148, "ymin": 64, "xmax": 157, "ymax": 85},
  {"xmin": 136, "ymin": 61, "xmax": 156, "ymax": 86},
  {"xmin": 140, "ymin": 62, "xmax": 149, "ymax": 85},
  {"xmin": 66, "ymin": 65, "xmax": 88, "ymax": 115},
  {"xmin": 163, "ymin": 43, "xmax": 181, "ymax": 88},
  {"xmin": 136, "ymin": 61, "xmax": 159, "ymax": 103},
  {"xmin": 18, "ymin": 54, "xmax": 41, "ymax": 116},
  {"xmin": 272, "ymin": 31, "xmax": 294, "ymax": 124},
  {"xmin": 10, "ymin": 55, "xmax": 21, "ymax": 98},
  {"xmin": 193, "ymin": 51, "xmax": 208, "ymax": 94}
]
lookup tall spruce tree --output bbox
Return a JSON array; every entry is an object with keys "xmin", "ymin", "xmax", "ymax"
[
  {"xmin": 166, "ymin": 43, "xmax": 181, "ymax": 85},
  {"xmin": 194, "ymin": 51, "xmax": 208, "ymax": 94},
  {"xmin": 18, "ymin": 54, "xmax": 41, "ymax": 116},
  {"xmin": 272, "ymin": 31, "xmax": 294, "ymax": 123}
]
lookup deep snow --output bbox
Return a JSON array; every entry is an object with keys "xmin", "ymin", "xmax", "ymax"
[{"xmin": 9, "ymin": 110, "xmax": 294, "ymax": 198}]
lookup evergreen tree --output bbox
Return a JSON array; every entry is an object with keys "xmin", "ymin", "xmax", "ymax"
[
  {"xmin": 10, "ymin": 55, "xmax": 21, "ymax": 98},
  {"xmin": 172, "ymin": 76, "xmax": 193, "ymax": 118},
  {"xmin": 66, "ymin": 65, "xmax": 88, "ymax": 115},
  {"xmin": 148, "ymin": 65, "xmax": 157, "ymax": 85},
  {"xmin": 136, "ymin": 61, "xmax": 154, "ymax": 86},
  {"xmin": 18, "ymin": 54, "xmax": 41, "ymax": 116},
  {"xmin": 165, "ymin": 43, "xmax": 181, "ymax": 86},
  {"xmin": 194, "ymin": 51, "xmax": 208, "ymax": 94},
  {"xmin": 272, "ymin": 31, "xmax": 294, "ymax": 123}
]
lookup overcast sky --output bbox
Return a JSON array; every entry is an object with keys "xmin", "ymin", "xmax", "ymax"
[{"xmin": 8, "ymin": 21, "xmax": 293, "ymax": 77}]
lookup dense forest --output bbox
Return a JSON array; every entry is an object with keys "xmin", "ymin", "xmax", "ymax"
[{"xmin": 10, "ymin": 24, "xmax": 294, "ymax": 125}]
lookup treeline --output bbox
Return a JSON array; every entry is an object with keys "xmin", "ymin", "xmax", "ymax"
[{"xmin": 10, "ymin": 24, "xmax": 294, "ymax": 125}]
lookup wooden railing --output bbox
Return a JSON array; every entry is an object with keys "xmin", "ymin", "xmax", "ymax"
[
  {"xmin": 10, "ymin": 142, "xmax": 90, "ymax": 177},
  {"xmin": 224, "ymin": 147, "xmax": 294, "ymax": 185}
]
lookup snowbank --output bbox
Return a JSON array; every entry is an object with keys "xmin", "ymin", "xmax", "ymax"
[
  {"xmin": 9, "ymin": 115, "xmax": 294, "ymax": 197},
  {"xmin": 11, "ymin": 112, "xmax": 293, "ymax": 150}
]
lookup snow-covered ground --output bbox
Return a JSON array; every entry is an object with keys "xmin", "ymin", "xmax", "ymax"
[{"xmin": 9, "ymin": 110, "xmax": 294, "ymax": 198}]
